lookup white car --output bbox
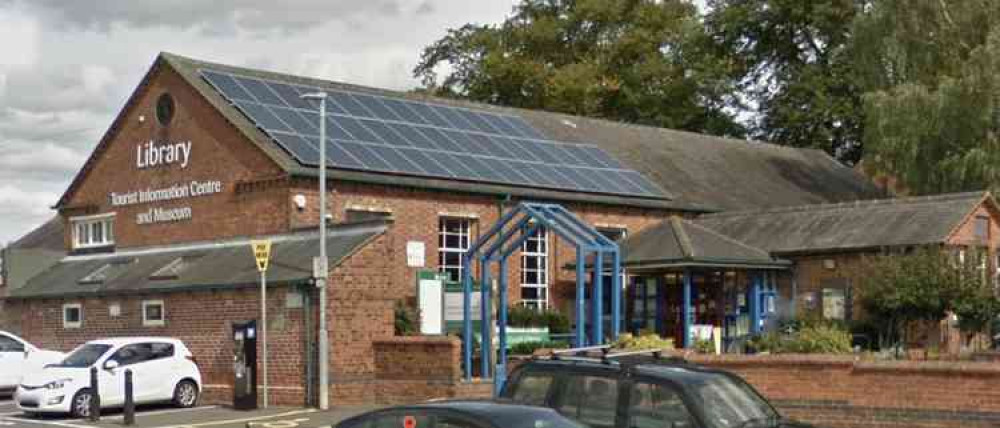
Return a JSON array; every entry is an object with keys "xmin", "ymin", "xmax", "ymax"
[
  {"xmin": 0, "ymin": 331, "xmax": 65, "ymax": 393},
  {"xmin": 15, "ymin": 337, "xmax": 202, "ymax": 417}
]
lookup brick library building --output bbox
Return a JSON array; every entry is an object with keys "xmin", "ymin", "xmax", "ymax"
[{"xmin": 2, "ymin": 52, "xmax": 999, "ymax": 406}]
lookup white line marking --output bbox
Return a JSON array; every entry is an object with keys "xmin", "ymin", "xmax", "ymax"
[
  {"xmin": 1, "ymin": 416, "xmax": 94, "ymax": 428},
  {"xmin": 63, "ymin": 405, "xmax": 219, "ymax": 423},
  {"xmin": 155, "ymin": 409, "xmax": 317, "ymax": 428}
]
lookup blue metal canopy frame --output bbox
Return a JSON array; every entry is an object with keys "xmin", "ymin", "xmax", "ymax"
[{"xmin": 461, "ymin": 202, "xmax": 621, "ymax": 391}]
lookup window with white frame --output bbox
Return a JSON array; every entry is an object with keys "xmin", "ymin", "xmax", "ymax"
[
  {"xmin": 142, "ymin": 300, "xmax": 165, "ymax": 327},
  {"xmin": 71, "ymin": 214, "xmax": 115, "ymax": 249},
  {"xmin": 521, "ymin": 226, "xmax": 549, "ymax": 310},
  {"xmin": 438, "ymin": 217, "xmax": 472, "ymax": 283},
  {"xmin": 63, "ymin": 303, "xmax": 83, "ymax": 329}
]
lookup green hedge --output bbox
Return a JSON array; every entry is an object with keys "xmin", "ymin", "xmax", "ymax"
[
  {"xmin": 507, "ymin": 306, "xmax": 570, "ymax": 333},
  {"xmin": 751, "ymin": 323, "xmax": 852, "ymax": 354}
]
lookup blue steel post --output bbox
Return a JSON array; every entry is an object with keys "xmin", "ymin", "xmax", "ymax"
[
  {"xmin": 682, "ymin": 269, "xmax": 693, "ymax": 349},
  {"xmin": 592, "ymin": 251, "xmax": 604, "ymax": 345},
  {"xmin": 480, "ymin": 257, "xmax": 491, "ymax": 378},
  {"xmin": 611, "ymin": 250, "xmax": 622, "ymax": 340},
  {"xmin": 462, "ymin": 254, "xmax": 472, "ymax": 380},
  {"xmin": 750, "ymin": 272, "xmax": 762, "ymax": 334},
  {"xmin": 495, "ymin": 258, "xmax": 509, "ymax": 396},
  {"xmin": 575, "ymin": 249, "xmax": 586, "ymax": 347}
]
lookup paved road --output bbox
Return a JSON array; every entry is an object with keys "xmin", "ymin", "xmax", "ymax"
[{"xmin": 0, "ymin": 396, "xmax": 377, "ymax": 428}]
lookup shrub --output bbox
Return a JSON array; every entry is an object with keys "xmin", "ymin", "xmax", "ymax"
[
  {"xmin": 751, "ymin": 323, "xmax": 852, "ymax": 354},
  {"xmin": 613, "ymin": 333, "xmax": 675, "ymax": 350},
  {"xmin": 694, "ymin": 339, "xmax": 715, "ymax": 354},
  {"xmin": 394, "ymin": 301, "xmax": 418, "ymax": 336},
  {"xmin": 506, "ymin": 306, "xmax": 570, "ymax": 333}
]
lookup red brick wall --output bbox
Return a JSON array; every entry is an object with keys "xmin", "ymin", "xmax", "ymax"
[
  {"xmin": 689, "ymin": 354, "xmax": 1000, "ymax": 428},
  {"xmin": 7, "ymin": 285, "xmax": 310, "ymax": 405},
  {"xmin": 290, "ymin": 179, "xmax": 674, "ymax": 317},
  {"xmin": 59, "ymin": 62, "xmax": 288, "ymax": 250},
  {"xmin": 370, "ymin": 336, "xmax": 491, "ymax": 404}
]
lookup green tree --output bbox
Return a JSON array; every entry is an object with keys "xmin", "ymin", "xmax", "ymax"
[
  {"xmin": 413, "ymin": 0, "xmax": 745, "ymax": 136},
  {"xmin": 704, "ymin": 0, "xmax": 865, "ymax": 162},
  {"xmin": 855, "ymin": 247, "xmax": 1000, "ymax": 350},
  {"xmin": 853, "ymin": 0, "xmax": 1000, "ymax": 194}
]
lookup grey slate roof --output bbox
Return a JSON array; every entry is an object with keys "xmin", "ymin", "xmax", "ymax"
[
  {"xmin": 55, "ymin": 52, "xmax": 884, "ymax": 213},
  {"xmin": 7, "ymin": 221, "xmax": 386, "ymax": 300},
  {"xmin": 8, "ymin": 217, "xmax": 64, "ymax": 251},
  {"xmin": 617, "ymin": 217, "xmax": 789, "ymax": 271},
  {"xmin": 695, "ymin": 191, "xmax": 993, "ymax": 255}
]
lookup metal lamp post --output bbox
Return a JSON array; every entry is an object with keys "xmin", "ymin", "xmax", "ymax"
[{"xmin": 300, "ymin": 91, "xmax": 330, "ymax": 410}]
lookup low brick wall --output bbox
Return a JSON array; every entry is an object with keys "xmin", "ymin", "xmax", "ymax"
[
  {"xmin": 372, "ymin": 336, "xmax": 491, "ymax": 404},
  {"xmin": 687, "ymin": 354, "xmax": 1000, "ymax": 428}
]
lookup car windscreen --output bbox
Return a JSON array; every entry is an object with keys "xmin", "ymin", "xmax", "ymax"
[
  {"xmin": 53, "ymin": 344, "xmax": 113, "ymax": 368},
  {"xmin": 692, "ymin": 375, "xmax": 778, "ymax": 428}
]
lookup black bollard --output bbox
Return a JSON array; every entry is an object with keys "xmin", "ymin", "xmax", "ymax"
[
  {"xmin": 123, "ymin": 369, "xmax": 135, "ymax": 426},
  {"xmin": 89, "ymin": 367, "xmax": 101, "ymax": 421}
]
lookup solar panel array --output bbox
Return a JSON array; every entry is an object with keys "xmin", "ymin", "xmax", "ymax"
[{"xmin": 199, "ymin": 69, "xmax": 667, "ymax": 198}]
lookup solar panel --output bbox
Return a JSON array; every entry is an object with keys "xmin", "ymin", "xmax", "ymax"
[{"xmin": 200, "ymin": 69, "xmax": 668, "ymax": 199}]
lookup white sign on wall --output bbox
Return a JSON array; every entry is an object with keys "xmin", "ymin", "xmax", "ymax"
[
  {"xmin": 406, "ymin": 241, "xmax": 425, "ymax": 267},
  {"xmin": 419, "ymin": 277, "xmax": 444, "ymax": 335}
]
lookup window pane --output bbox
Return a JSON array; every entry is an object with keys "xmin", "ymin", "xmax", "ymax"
[
  {"xmin": 511, "ymin": 372, "xmax": 554, "ymax": 405},
  {"xmin": 145, "ymin": 303, "xmax": 164, "ymax": 321},
  {"xmin": 65, "ymin": 307, "xmax": 81, "ymax": 323},
  {"xmin": 628, "ymin": 382, "xmax": 694, "ymax": 428},
  {"xmin": 557, "ymin": 376, "xmax": 619, "ymax": 428}
]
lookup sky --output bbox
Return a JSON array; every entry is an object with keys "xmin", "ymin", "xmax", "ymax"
[{"xmin": 0, "ymin": 0, "xmax": 520, "ymax": 245}]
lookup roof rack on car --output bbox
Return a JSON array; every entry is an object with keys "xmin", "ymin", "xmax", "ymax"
[{"xmin": 549, "ymin": 345, "xmax": 611, "ymax": 359}]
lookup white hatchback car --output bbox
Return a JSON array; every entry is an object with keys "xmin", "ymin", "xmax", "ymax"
[
  {"xmin": 15, "ymin": 337, "xmax": 202, "ymax": 417},
  {"xmin": 0, "ymin": 331, "xmax": 65, "ymax": 393}
]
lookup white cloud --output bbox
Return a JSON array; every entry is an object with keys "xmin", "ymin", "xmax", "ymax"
[{"xmin": 0, "ymin": 0, "xmax": 516, "ymax": 245}]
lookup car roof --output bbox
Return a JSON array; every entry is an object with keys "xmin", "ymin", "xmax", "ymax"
[
  {"xmin": 378, "ymin": 400, "xmax": 570, "ymax": 425},
  {"xmin": 84, "ymin": 337, "xmax": 185, "ymax": 346}
]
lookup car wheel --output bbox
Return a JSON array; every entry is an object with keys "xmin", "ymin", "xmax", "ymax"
[
  {"xmin": 70, "ymin": 389, "xmax": 93, "ymax": 418},
  {"xmin": 172, "ymin": 380, "xmax": 199, "ymax": 408}
]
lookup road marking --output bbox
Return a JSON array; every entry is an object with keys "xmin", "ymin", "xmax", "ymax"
[
  {"xmin": 155, "ymin": 408, "xmax": 317, "ymax": 428},
  {"xmin": 1, "ymin": 416, "xmax": 94, "ymax": 428},
  {"xmin": 247, "ymin": 417, "xmax": 310, "ymax": 428},
  {"xmin": 63, "ymin": 405, "xmax": 219, "ymax": 423}
]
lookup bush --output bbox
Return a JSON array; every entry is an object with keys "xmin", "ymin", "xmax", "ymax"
[
  {"xmin": 694, "ymin": 339, "xmax": 715, "ymax": 354},
  {"xmin": 394, "ymin": 301, "xmax": 417, "ymax": 336},
  {"xmin": 509, "ymin": 340, "xmax": 569, "ymax": 355},
  {"xmin": 506, "ymin": 306, "xmax": 570, "ymax": 333},
  {"xmin": 751, "ymin": 323, "xmax": 852, "ymax": 354},
  {"xmin": 612, "ymin": 333, "xmax": 675, "ymax": 351}
]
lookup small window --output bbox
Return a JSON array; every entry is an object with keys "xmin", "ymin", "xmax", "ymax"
[
  {"xmin": 63, "ymin": 304, "xmax": 83, "ymax": 329},
  {"xmin": 975, "ymin": 216, "xmax": 990, "ymax": 241},
  {"xmin": 438, "ymin": 217, "xmax": 473, "ymax": 283},
  {"xmin": 71, "ymin": 214, "xmax": 115, "ymax": 249},
  {"xmin": 628, "ymin": 381, "xmax": 695, "ymax": 428},
  {"xmin": 511, "ymin": 372, "xmax": 555, "ymax": 406},
  {"xmin": 142, "ymin": 300, "xmax": 165, "ymax": 327},
  {"xmin": 156, "ymin": 93, "xmax": 176, "ymax": 126},
  {"xmin": 556, "ymin": 375, "xmax": 619, "ymax": 427}
]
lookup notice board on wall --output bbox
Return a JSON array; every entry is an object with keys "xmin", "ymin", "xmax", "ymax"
[{"xmin": 417, "ymin": 271, "xmax": 445, "ymax": 335}]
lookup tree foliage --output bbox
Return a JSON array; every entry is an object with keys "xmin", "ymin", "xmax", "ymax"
[
  {"xmin": 854, "ymin": 0, "xmax": 1000, "ymax": 194},
  {"xmin": 705, "ymin": 0, "xmax": 865, "ymax": 162},
  {"xmin": 855, "ymin": 247, "xmax": 1000, "ymax": 349},
  {"xmin": 413, "ymin": 0, "xmax": 745, "ymax": 136}
]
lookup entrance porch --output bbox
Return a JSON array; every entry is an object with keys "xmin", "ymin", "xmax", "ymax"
[{"xmin": 605, "ymin": 217, "xmax": 790, "ymax": 350}]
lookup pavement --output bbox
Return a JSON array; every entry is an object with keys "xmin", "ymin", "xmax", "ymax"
[{"xmin": 0, "ymin": 396, "xmax": 378, "ymax": 428}]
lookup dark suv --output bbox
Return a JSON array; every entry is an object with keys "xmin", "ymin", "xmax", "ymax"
[{"xmin": 499, "ymin": 348, "xmax": 813, "ymax": 428}]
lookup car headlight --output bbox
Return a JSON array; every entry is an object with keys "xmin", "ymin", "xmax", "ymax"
[{"xmin": 44, "ymin": 379, "xmax": 72, "ymax": 390}]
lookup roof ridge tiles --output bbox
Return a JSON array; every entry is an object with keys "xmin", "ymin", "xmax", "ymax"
[{"xmin": 699, "ymin": 190, "xmax": 989, "ymax": 220}]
